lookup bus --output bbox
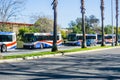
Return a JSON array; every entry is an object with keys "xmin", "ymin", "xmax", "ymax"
[
  {"xmin": 97, "ymin": 34, "xmax": 102, "ymax": 44},
  {"xmin": 67, "ymin": 33, "xmax": 82, "ymax": 46},
  {"xmin": 0, "ymin": 32, "xmax": 17, "ymax": 52},
  {"xmin": 97, "ymin": 34, "xmax": 115, "ymax": 44},
  {"xmin": 86, "ymin": 34, "xmax": 97, "ymax": 46},
  {"xmin": 66, "ymin": 33, "xmax": 97, "ymax": 46},
  {"xmin": 105, "ymin": 34, "xmax": 115, "ymax": 44},
  {"xmin": 23, "ymin": 33, "xmax": 62, "ymax": 49},
  {"xmin": 118, "ymin": 34, "xmax": 120, "ymax": 43}
]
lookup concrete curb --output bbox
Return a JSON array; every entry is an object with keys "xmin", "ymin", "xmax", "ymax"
[
  {"xmin": 0, "ymin": 46, "xmax": 120, "ymax": 63},
  {"xmin": 0, "ymin": 53, "xmax": 63, "ymax": 63},
  {"xmin": 64, "ymin": 46, "xmax": 120, "ymax": 55}
]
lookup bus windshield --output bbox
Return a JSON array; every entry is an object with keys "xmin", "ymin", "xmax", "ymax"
[
  {"xmin": 86, "ymin": 36, "xmax": 96, "ymax": 39},
  {"xmin": 0, "ymin": 35, "xmax": 12, "ymax": 42},
  {"xmin": 24, "ymin": 34, "xmax": 36, "ymax": 42},
  {"xmin": 68, "ymin": 35, "xmax": 77, "ymax": 41},
  {"xmin": 36, "ymin": 35, "xmax": 59, "ymax": 41},
  {"xmin": 105, "ymin": 36, "xmax": 112, "ymax": 39},
  {"xmin": 97, "ymin": 35, "xmax": 102, "ymax": 40}
]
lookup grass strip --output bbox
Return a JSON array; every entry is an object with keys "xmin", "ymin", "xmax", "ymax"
[{"xmin": 0, "ymin": 46, "xmax": 115, "ymax": 60}]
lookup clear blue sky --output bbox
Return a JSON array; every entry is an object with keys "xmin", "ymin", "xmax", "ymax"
[{"xmin": 16, "ymin": 0, "xmax": 118, "ymax": 28}]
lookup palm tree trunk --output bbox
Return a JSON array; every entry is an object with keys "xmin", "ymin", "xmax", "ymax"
[
  {"xmin": 51, "ymin": 0, "xmax": 58, "ymax": 52},
  {"xmin": 81, "ymin": 0, "xmax": 86, "ymax": 48},
  {"xmin": 115, "ymin": 0, "xmax": 119, "ymax": 46},
  {"xmin": 100, "ymin": 0, "xmax": 105, "ymax": 46}
]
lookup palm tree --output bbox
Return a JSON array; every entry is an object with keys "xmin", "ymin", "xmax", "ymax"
[
  {"xmin": 81, "ymin": 0, "xmax": 86, "ymax": 48},
  {"xmin": 115, "ymin": 0, "xmax": 119, "ymax": 46},
  {"xmin": 51, "ymin": 0, "xmax": 58, "ymax": 52},
  {"xmin": 100, "ymin": 0, "xmax": 105, "ymax": 46}
]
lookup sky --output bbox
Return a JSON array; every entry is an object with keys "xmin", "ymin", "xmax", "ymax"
[{"xmin": 15, "ymin": 0, "xmax": 119, "ymax": 28}]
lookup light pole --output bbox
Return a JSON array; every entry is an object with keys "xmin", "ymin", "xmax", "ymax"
[{"xmin": 111, "ymin": 0, "xmax": 114, "ymax": 46}]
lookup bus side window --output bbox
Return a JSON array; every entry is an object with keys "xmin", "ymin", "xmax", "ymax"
[
  {"xmin": 57, "ymin": 36, "xmax": 59, "ymax": 40},
  {"xmin": 49, "ymin": 36, "xmax": 53, "ymax": 40},
  {"xmin": 8, "ymin": 35, "xmax": 12, "ymax": 41}
]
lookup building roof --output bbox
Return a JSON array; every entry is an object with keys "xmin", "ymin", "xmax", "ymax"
[{"xmin": 0, "ymin": 21, "xmax": 33, "ymax": 26}]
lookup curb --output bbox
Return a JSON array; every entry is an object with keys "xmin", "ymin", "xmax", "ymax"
[
  {"xmin": 0, "ymin": 46, "xmax": 120, "ymax": 63},
  {"xmin": 0, "ymin": 53, "xmax": 63, "ymax": 63},
  {"xmin": 64, "ymin": 46, "xmax": 120, "ymax": 55}
]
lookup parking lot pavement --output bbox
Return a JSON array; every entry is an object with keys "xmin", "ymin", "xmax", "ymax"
[{"xmin": 0, "ymin": 47, "xmax": 120, "ymax": 80}]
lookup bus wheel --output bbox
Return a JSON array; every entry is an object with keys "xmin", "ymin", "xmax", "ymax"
[
  {"xmin": 40, "ymin": 44, "xmax": 43, "ymax": 49},
  {"xmin": 1, "ymin": 44, "xmax": 7, "ymax": 52}
]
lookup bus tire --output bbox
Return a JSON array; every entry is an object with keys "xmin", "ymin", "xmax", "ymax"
[
  {"xmin": 40, "ymin": 44, "xmax": 43, "ymax": 49},
  {"xmin": 1, "ymin": 44, "xmax": 7, "ymax": 52}
]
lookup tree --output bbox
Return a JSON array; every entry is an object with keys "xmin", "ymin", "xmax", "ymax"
[
  {"xmin": 81, "ymin": 0, "xmax": 86, "ymax": 48},
  {"xmin": 100, "ymin": 0, "xmax": 105, "ymax": 46},
  {"xmin": 60, "ymin": 30, "xmax": 67, "ymax": 39},
  {"xmin": 115, "ymin": 0, "xmax": 119, "ymax": 46},
  {"xmin": 18, "ymin": 27, "xmax": 29, "ymax": 41},
  {"xmin": 18, "ymin": 26, "xmax": 39, "ymax": 41},
  {"xmin": 0, "ymin": 0, "xmax": 25, "ymax": 31},
  {"xmin": 104, "ymin": 25, "xmax": 112, "ymax": 34},
  {"xmin": 88, "ymin": 15, "xmax": 99, "ymax": 28},
  {"xmin": 34, "ymin": 16, "xmax": 54, "ymax": 33},
  {"xmin": 51, "ymin": 0, "xmax": 58, "ymax": 52},
  {"xmin": 68, "ymin": 15, "xmax": 99, "ymax": 34},
  {"xmin": 68, "ymin": 18, "xmax": 82, "ymax": 33},
  {"xmin": 0, "ymin": 0, "xmax": 24, "ymax": 22}
]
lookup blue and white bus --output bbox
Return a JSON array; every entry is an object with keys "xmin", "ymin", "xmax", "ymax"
[
  {"xmin": 105, "ymin": 34, "xmax": 115, "ymax": 44},
  {"xmin": 67, "ymin": 33, "xmax": 97, "ymax": 46},
  {"xmin": 97, "ymin": 34, "xmax": 116, "ymax": 44},
  {"xmin": 0, "ymin": 32, "xmax": 17, "ymax": 52},
  {"xmin": 67, "ymin": 33, "xmax": 82, "ymax": 46},
  {"xmin": 23, "ymin": 33, "xmax": 62, "ymax": 49}
]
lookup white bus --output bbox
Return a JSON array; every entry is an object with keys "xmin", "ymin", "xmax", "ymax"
[
  {"xmin": 67, "ymin": 33, "xmax": 82, "ymax": 46},
  {"xmin": 23, "ymin": 33, "xmax": 62, "ymax": 49},
  {"xmin": 86, "ymin": 34, "xmax": 97, "ymax": 46},
  {"xmin": 0, "ymin": 32, "xmax": 17, "ymax": 52},
  {"xmin": 97, "ymin": 34, "xmax": 116, "ymax": 44},
  {"xmin": 105, "ymin": 34, "xmax": 115, "ymax": 44},
  {"xmin": 67, "ymin": 33, "xmax": 97, "ymax": 46}
]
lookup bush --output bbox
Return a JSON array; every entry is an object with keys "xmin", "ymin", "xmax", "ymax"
[{"xmin": 17, "ymin": 41, "xmax": 24, "ymax": 48}]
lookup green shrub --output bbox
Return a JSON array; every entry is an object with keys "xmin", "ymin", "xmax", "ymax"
[{"xmin": 17, "ymin": 41, "xmax": 24, "ymax": 48}]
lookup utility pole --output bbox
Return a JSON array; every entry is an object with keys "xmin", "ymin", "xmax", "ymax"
[
  {"xmin": 51, "ymin": 0, "xmax": 58, "ymax": 52},
  {"xmin": 81, "ymin": 0, "xmax": 86, "ymax": 48}
]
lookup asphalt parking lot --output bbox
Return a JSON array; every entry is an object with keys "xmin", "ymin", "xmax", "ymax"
[{"xmin": 0, "ymin": 47, "xmax": 120, "ymax": 80}]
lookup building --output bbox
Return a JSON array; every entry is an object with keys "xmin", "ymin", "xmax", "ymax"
[{"xmin": 0, "ymin": 21, "xmax": 33, "ymax": 34}]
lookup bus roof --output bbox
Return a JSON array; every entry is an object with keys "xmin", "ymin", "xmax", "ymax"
[
  {"xmin": 68, "ymin": 33, "xmax": 97, "ymax": 36},
  {"xmin": 0, "ymin": 32, "xmax": 15, "ymax": 35},
  {"xmin": 25, "ymin": 33, "xmax": 61, "ymax": 36},
  {"xmin": 105, "ymin": 34, "xmax": 115, "ymax": 36}
]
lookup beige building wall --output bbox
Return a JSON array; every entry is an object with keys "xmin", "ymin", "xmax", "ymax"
[{"xmin": 0, "ymin": 22, "xmax": 33, "ymax": 34}]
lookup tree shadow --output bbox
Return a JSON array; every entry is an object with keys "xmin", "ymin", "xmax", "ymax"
[{"xmin": 0, "ymin": 53, "xmax": 120, "ymax": 80}]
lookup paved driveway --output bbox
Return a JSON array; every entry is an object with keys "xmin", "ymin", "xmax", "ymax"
[{"xmin": 0, "ymin": 47, "xmax": 120, "ymax": 80}]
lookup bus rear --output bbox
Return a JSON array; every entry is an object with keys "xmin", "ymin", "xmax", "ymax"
[{"xmin": 0, "ymin": 32, "xmax": 17, "ymax": 52}]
